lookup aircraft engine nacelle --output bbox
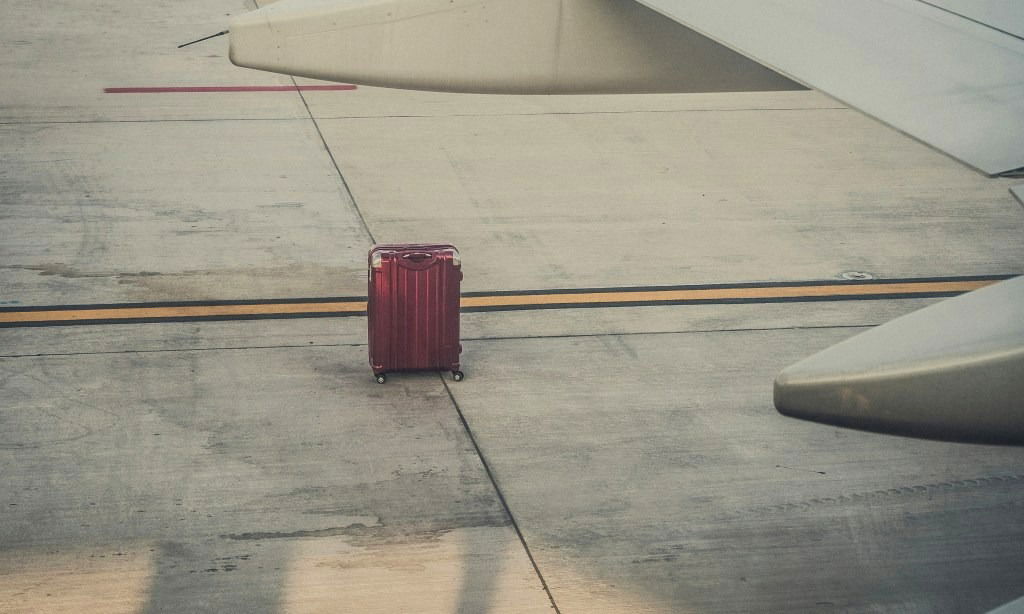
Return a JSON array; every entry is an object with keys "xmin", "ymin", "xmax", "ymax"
[{"xmin": 228, "ymin": 0, "xmax": 798, "ymax": 94}]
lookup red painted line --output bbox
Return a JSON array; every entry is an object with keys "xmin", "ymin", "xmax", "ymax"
[{"xmin": 103, "ymin": 85, "xmax": 357, "ymax": 94}]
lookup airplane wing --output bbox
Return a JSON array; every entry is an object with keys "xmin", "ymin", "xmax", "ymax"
[
  {"xmin": 631, "ymin": 0, "xmax": 1024, "ymax": 176},
  {"xmin": 774, "ymin": 275, "xmax": 1024, "ymax": 445},
  {"xmin": 229, "ymin": 0, "xmax": 1024, "ymax": 176}
]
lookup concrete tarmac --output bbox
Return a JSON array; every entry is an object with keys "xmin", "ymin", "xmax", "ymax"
[{"xmin": 2, "ymin": 1, "xmax": 1024, "ymax": 612}]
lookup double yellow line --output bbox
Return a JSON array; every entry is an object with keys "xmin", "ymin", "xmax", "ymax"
[{"xmin": 0, "ymin": 277, "xmax": 1005, "ymax": 328}]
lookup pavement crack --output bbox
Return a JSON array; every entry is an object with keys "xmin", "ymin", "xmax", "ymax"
[
  {"xmin": 291, "ymin": 77, "xmax": 376, "ymax": 245},
  {"xmin": 441, "ymin": 375, "xmax": 563, "ymax": 614},
  {"xmin": 222, "ymin": 524, "xmax": 376, "ymax": 541}
]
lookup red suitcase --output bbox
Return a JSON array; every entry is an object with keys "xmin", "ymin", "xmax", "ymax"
[{"xmin": 367, "ymin": 244, "xmax": 463, "ymax": 384}]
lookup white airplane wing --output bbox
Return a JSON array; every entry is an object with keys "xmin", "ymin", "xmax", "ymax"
[
  {"xmin": 229, "ymin": 0, "xmax": 1024, "ymax": 176},
  {"xmin": 774, "ymin": 275, "xmax": 1024, "ymax": 445},
  {"xmin": 632, "ymin": 0, "xmax": 1024, "ymax": 176}
]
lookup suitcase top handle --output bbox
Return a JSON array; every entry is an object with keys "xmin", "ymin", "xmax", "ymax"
[
  {"xmin": 369, "ymin": 245, "xmax": 460, "ymax": 270},
  {"xmin": 397, "ymin": 251, "xmax": 439, "ymax": 270}
]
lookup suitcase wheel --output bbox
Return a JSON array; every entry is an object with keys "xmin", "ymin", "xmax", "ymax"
[
  {"xmin": 375, "ymin": 374, "xmax": 387, "ymax": 384},
  {"xmin": 452, "ymin": 371, "xmax": 464, "ymax": 382}
]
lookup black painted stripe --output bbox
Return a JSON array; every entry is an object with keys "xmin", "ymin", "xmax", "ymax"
[
  {"xmin": 0, "ymin": 274, "xmax": 1015, "ymax": 328},
  {"xmin": 459, "ymin": 274, "xmax": 1017, "ymax": 297}
]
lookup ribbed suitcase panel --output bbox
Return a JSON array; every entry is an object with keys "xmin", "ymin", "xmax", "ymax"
[{"xmin": 368, "ymin": 245, "xmax": 461, "ymax": 374}]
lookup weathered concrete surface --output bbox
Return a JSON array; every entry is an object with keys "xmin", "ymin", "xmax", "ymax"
[
  {"xmin": 0, "ymin": 347, "xmax": 552, "ymax": 613},
  {"xmin": 0, "ymin": 119, "xmax": 371, "ymax": 306},
  {"xmin": 448, "ymin": 329, "xmax": 1024, "ymax": 612},
  {"xmin": 0, "ymin": 0, "xmax": 303, "ymax": 123},
  {"xmin": 0, "ymin": 0, "xmax": 371, "ymax": 308},
  {"xmin": 2, "ymin": 0, "xmax": 1024, "ymax": 611},
  {"xmin": 319, "ymin": 91, "xmax": 1023, "ymax": 292}
]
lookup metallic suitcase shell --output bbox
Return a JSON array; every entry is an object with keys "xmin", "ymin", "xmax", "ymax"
[{"xmin": 367, "ymin": 244, "xmax": 462, "ymax": 377}]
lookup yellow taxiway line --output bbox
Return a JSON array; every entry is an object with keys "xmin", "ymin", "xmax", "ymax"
[
  {"xmin": 0, "ymin": 301, "xmax": 366, "ymax": 325},
  {"xmin": 0, "ymin": 277, "xmax": 1007, "ymax": 327},
  {"xmin": 457, "ymin": 280, "xmax": 995, "ymax": 309}
]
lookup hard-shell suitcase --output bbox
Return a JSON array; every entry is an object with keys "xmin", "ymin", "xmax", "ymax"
[{"xmin": 367, "ymin": 244, "xmax": 463, "ymax": 384}]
